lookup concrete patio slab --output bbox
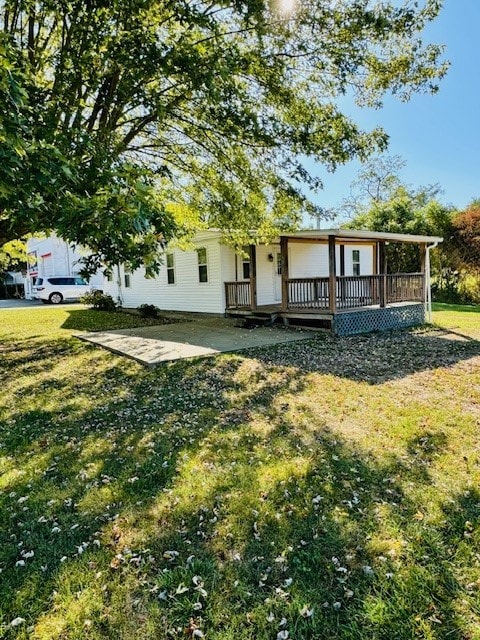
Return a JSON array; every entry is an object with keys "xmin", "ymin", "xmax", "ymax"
[{"xmin": 78, "ymin": 317, "xmax": 314, "ymax": 366}]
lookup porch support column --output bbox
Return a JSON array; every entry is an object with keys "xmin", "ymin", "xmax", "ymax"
[
  {"xmin": 419, "ymin": 242, "xmax": 427, "ymax": 307},
  {"xmin": 373, "ymin": 243, "xmax": 378, "ymax": 274},
  {"xmin": 379, "ymin": 241, "xmax": 387, "ymax": 308},
  {"xmin": 328, "ymin": 235, "xmax": 337, "ymax": 313},
  {"xmin": 249, "ymin": 244, "xmax": 257, "ymax": 311},
  {"xmin": 280, "ymin": 236, "xmax": 289, "ymax": 311}
]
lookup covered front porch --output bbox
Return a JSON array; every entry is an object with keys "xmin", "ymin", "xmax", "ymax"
[{"xmin": 224, "ymin": 229, "xmax": 442, "ymax": 335}]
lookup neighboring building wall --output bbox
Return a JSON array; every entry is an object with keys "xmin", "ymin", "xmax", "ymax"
[
  {"xmin": 24, "ymin": 235, "xmax": 103, "ymax": 299},
  {"xmin": 104, "ymin": 232, "xmax": 227, "ymax": 314}
]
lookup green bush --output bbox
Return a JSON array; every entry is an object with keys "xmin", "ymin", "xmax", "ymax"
[
  {"xmin": 432, "ymin": 269, "xmax": 480, "ymax": 305},
  {"xmin": 80, "ymin": 290, "xmax": 117, "ymax": 311},
  {"xmin": 458, "ymin": 272, "xmax": 480, "ymax": 304},
  {"xmin": 137, "ymin": 303, "xmax": 160, "ymax": 318}
]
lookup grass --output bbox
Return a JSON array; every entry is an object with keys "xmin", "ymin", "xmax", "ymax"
[{"xmin": 0, "ymin": 303, "xmax": 479, "ymax": 639}]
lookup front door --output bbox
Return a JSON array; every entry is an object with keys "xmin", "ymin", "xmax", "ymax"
[{"xmin": 273, "ymin": 248, "xmax": 282, "ymax": 302}]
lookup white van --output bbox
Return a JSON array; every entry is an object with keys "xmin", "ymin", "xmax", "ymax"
[{"xmin": 32, "ymin": 276, "xmax": 91, "ymax": 304}]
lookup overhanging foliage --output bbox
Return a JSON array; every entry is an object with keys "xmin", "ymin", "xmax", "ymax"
[{"xmin": 0, "ymin": 0, "xmax": 448, "ymax": 272}]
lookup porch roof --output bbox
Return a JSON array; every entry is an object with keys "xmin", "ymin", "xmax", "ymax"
[{"xmin": 280, "ymin": 229, "xmax": 443, "ymax": 245}]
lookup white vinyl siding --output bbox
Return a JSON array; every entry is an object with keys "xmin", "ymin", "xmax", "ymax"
[
  {"xmin": 104, "ymin": 234, "xmax": 225, "ymax": 313},
  {"xmin": 289, "ymin": 243, "xmax": 373, "ymax": 278},
  {"xmin": 344, "ymin": 246, "xmax": 373, "ymax": 276},
  {"xmin": 288, "ymin": 243, "xmax": 328, "ymax": 278}
]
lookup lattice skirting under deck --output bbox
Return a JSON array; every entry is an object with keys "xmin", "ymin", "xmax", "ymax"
[{"xmin": 333, "ymin": 304, "xmax": 426, "ymax": 337}]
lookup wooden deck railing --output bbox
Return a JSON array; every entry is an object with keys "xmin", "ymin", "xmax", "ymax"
[
  {"xmin": 225, "ymin": 281, "xmax": 251, "ymax": 309},
  {"xmin": 386, "ymin": 273, "xmax": 425, "ymax": 303},
  {"xmin": 287, "ymin": 277, "xmax": 329, "ymax": 309},
  {"xmin": 335, "ymin": 275, "xmax": 381, "ymax": 309},
  {"xmin": 225, "ymin": 273, "xmax": 425, "ymax": 312}
]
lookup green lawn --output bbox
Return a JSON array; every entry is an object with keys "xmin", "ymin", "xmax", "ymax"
[{"xmin": 1, "ymin": 304, "xmax": 479, "ymax": 639}]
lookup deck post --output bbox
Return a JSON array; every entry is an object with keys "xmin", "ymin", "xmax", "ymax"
[
  {"xmin": 328, "ymin": 235, "xmax": 337, "ymax": 313},
  {"xmin": 379, "ymin": 241, "xmax": 387, "ymax": 307},
  {"xmin": 280, "ymin": 236, "xmax": 289, "ymax": 311},
  {"xmin": 419, "ymin": 242, "xmax": 427, "ymax": 308},
  {"xmin": 419, "ymin": 242, "xmax": 427, "ymax": 273},
  {"xmin": 419, "ymin": 242, "xmax": 427, "ymax": 288},
  {"xmin": 339, "ymin": 243, "xmax": 346, "ymax": 302},
  {"xmin": 249, "ymin": 244, "xmax": 257, "ymax": 311},
  {"xmin": 372, "ymin": 243, "xmax": 378, "ymax": 302}
]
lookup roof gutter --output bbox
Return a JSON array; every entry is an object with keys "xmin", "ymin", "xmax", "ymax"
[{"xmin": 425, "ymin": 241, "xmax": 440, "ymax": 323}]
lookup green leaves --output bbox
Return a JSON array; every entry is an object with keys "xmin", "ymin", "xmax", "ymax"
[
  {"xmin": 0, "ymin": 0, "xmax": 448, "ymax": 271},
  {"xmin": 0, "ymin": 237, "xmax": 26, "ymax": 273}
]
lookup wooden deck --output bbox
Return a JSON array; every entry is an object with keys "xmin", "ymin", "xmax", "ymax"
[
  {"xmin": 225, "ymin": 273, "xmax": 425, "ymax": 316},
  {"xmin": 226, "ymin": 301, "xmax": 426, "ymax": 335},
  {"xmin": 225, "ymin": 273, "xmax": 426, "ymax": 334}
]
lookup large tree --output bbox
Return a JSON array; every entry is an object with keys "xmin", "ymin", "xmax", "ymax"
[
  {"xmin": 0, "ymin": 0, "xmax": 447, "ymax": 273},
  {"xmin": 451, "ymin": 202, "xmax": 480, "ymax": 272},
  {"xmin": 343, "ymin": 154, "xmax": 454, "ymax": 272}
]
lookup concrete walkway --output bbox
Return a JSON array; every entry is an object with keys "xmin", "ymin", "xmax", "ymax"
[{"xmin": 78, "ymin": 317, "xmax": 314, "ymax": 366}]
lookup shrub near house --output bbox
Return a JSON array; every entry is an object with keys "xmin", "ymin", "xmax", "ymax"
[{"xmin": 80, "ymin": 291, "xmax": 117, "ymax": 311}]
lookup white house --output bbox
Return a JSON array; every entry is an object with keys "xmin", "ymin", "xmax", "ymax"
[
  {"xmin": 103, "ymin": 229, "xmax": 442, "ymax": 335},
  {"xmin": 103, "ymin": 230, "xmax": 374, "ymax": 314},
  {"xmin": 24, "ymin": 235, "xmax": 103, "ymax": 299}
]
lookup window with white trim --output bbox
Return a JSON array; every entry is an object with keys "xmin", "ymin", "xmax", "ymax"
[
  {"xmin": 276, "ymin": 252, "xmax": 282, "ymax": 276},
  {"xmin": 166, "ymin": 253, "xmax": 175, "ymax": 284},
  {"xmin": 352, "ymin": 249, "xmax": 361, "ymax": 276},
  {"xmin": 197, "ymin": 247, "xmax": 208, "ymax": 283},
  {"xmin": 124, "ymin": 273, "xmax": 131, "ymax": 288},
  {"xmin": 242, "ymin": 248, "xmax": 250, "ymax": 280}
]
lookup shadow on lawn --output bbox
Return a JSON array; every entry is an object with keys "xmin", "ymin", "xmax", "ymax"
[
  {"xmin": 60, "ymin": 308, "xmax": 184, "ymax": 333},
  {"xmin": 50, "ymin": 307, "xmax": 480, "ymax": 387},
  {"xmin": 243, "ymin": 327, "xmax": 480, "ymax": 384},
  {"xmin": 1, "ymin": 333, "xmax": 479, "ymax": 639}
]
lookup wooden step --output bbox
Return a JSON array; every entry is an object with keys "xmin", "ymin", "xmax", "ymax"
[{"xmin": 242, "ymin": 312, "xmax": 278, "ymax": 328}]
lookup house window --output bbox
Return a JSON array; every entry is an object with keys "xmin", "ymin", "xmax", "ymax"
[
  {"xmin": 352, "ymin": 250, "xmax": 361, "ymax": 276},
  {"xmin": 197, "ymin": 247, "xmax": 208, "ymax": 283},
  {"xmin": 242, "ymin": 249, "xmax": 250, "ymax": 280},
  {"xmin": 124, "ymin": 273, "xmax": 131, "ymax": 288},
  {"xmin": 166, "ymin": 253, "xmax": 175, "ymax": 284},
  {"xmin": 276, "ymin": 253, "xmax": 282, "ymax": 276}
]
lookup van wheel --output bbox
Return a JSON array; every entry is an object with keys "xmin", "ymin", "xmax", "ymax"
[{"xmin": 49, "ymin": 292, "xmax": 63, "ymax": 304}]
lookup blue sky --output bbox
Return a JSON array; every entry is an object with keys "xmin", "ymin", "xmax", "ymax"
[{"xmin": 311, "ymin": 0, "xmax": 480, "ymax": 216}]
